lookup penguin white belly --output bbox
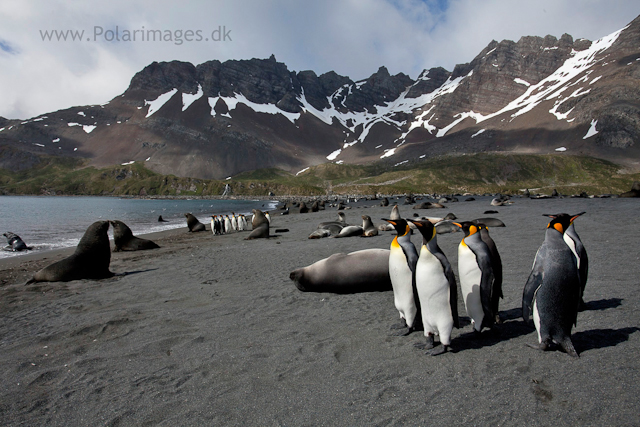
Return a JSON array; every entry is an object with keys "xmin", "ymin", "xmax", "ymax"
[
  {"xmin": 389, "ymin": 248, "xmax": 417, "ymax": 325},
  {"xmin": 563, "ymin": 234, "xmax": 580, "ymax": 268},
  {"xmin": 458, "ymin": 244, "xmax": 484, "ymax": 331},
  {"xmin": 416, "ymin": 247, "xmax": 453, "ymax": 343},
  {"xmin": 533, "ymin": 298, "xmax": 542, "ymax": 343}
]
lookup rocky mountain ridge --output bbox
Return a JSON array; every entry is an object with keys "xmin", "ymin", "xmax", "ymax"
[{"xmin": 1, "ymin": 15, "xmax": 639, "ymax": 179}]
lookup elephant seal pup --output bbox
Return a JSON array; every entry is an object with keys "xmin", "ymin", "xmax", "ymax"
[
  {"xmin": 110, "ymin": 220, "xmax": 160, "ymax": 252},
  {"xmin": 3, "ymin": 232, "xmax": 32, "ymax": 251},
  {"xmin": 185, "ymin": 213, "xmax": 206, "ymax": 232},
  {"xmin": 26, "ymin": 221, "xmax": 115, "ymax": 284},
  {"xmin": 290, "ymin": 249, "xmax": 392, "ymax": 293},
  {"xmin": 245, "ymin": 209, "xmax": 271, "ymax": 239}
]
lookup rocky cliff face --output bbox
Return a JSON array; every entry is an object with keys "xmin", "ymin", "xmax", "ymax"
[{"xmin": 1, "ymin": 15, "xmax": 639, "ymax": 179}]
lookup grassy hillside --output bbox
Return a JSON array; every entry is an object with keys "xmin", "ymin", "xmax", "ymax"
[{"xmin": 0, "ymin": 153, "xmax": 638, "ymax": 197}]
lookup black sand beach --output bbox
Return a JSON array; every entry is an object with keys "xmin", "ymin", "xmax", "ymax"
[{"xmin": 1, "ymin": 196, "xmax": 639, "ymax": 426}]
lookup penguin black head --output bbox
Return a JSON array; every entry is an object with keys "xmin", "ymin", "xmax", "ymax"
[
  {"xmin": 382, "ymin": 218, "xmax": 410, "ymax": 236},
  {"xmin": 543, "ymin": 212, "xmax": 585, "ymax": 234},
  {"xmin": 453, "ymin": 221, "xmax": 480, "ymax": 238},
  {"xmin": 407, "ymin": 219, "xmax": 436, "ymax": 241}
]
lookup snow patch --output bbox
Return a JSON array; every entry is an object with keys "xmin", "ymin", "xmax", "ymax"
[
  {"xmin": 296, "ymin": 167, "xmax": 310, "ymax": 176},
  {"xmin": 82, "ymin": 125, "xmax": 96, "ymax": 133},
  {"xmin": 583, "ymin": 120, "xmax": 598, "ymax": 139},
  {"xmin": 380, "ymin": 148, "xmax": 396, "ymax": 159},
  {"xmin": 555, "ymin": 147, "xmax": 567, "ymax": 152},
  {"xmin": 394, "ymin": 160, "xmax": 408, "ymax": 167},
  {"xmin": 77, "ymin": 111, "xmax": 86, "ymax": 117},
  {"xmin": 471, "ymin": 129, "xmax": 486, "ymax": 138},
  {"xmin": 121, "ymin": 161, "xmax": 135, "ymax": 166},
  {"xmin": 52, "ymin": 138, "xmax": 60, "ymax": 143},
  {"xmin": 326, "ymin": 149, "xmax": 342, "ymax": 161},
  {"xmin": 182, "ymin": 84, "xmax": 203, "ymax": 111},
  {"xmin": 145, "ymin": 88, "xmax": 178, "ymax": 118},
  {"xmin": 514, "ymin": 78, "xmax": 531, "ymax": 87}
]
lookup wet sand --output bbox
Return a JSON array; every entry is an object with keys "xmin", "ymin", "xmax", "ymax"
[{"xmin": 0, "ymin": 196, "xmax": 639, "ymax": 426}]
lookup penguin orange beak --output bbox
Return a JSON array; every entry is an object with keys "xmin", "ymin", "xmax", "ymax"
[
  {"xmin": 570, "ymin": 212, "xmax": 586, "ymax": 223},
  {"xmin": 382, "ymin": 218, "xmax": 396, "ymax": 225},
  {"xmin": 452, "ymin": 222, "xmax": 462, "ymax": 228}
]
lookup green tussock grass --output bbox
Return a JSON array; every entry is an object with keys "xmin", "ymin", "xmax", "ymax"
[{"xmin": 0, "ymin": 153, "xmax": 638, "ymax": 197}]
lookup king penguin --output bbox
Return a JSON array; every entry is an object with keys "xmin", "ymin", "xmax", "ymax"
[
  {"xmin": 523, "ymin": 213, "xmax": 583, "ymax": 357},
  {"xmin": 551, "ymin": 212, "xmax": 588, "ymax": 310},
  {"xmin": 472, "ymin": 221, "xmax": 503, "ymax": 324},
  {"xmin": 454, "ymin": 221, "xmax": 496, "ymax": 333},
  {"xmin": 408, "ymin": 219, "xmax": 459, "ymax": 355},
  {"xmin": 231, "ymin": 213, "xmax": 238, "ymax": 231},
  {"xmin": 382, "ymin": 217, "xmax": 422, "ymax": 336}
]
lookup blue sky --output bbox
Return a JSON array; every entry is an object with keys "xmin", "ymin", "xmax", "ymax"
[{"xmin": 0, "ymin": 0, "xmax": 637, "ymax": 119}]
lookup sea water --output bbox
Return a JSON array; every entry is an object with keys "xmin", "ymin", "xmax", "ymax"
[{"xmin": 0, "ymin": 196, "xmax": 276, "ymax": 259}]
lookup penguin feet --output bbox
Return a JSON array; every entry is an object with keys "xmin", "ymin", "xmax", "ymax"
[
  {"xmin": 560, "ymin": 339, "xmax": 580, "ymax": 358},
  {"xmin": 428, "ymin": 345, "xmax": 448, "ymax": 356},
  {"xmin": 414, "ymin": 335, "xmax": 435, "ymax": 350},
  {"xmin": 390, "ymin": 320, "xmax": 408, "ymax": 330}
]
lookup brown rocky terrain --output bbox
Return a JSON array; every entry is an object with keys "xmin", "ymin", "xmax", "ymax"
[{"xmin": 1, "ymin": 15, "xmax": 639, "ymax": 179}]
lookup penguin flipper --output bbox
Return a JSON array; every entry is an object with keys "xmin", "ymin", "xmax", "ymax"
[
  {"xmin": 523, "ymin": 246, "xmax": 546, "ymax": 322},
  {"xmin": 441, "ymin": 261, "xmax": 460, "ymax": 329}
]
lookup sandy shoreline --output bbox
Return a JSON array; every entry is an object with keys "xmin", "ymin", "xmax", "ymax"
[{"xmin": 1, "ymin": 196, "xmax": 639, "ymax": 426}]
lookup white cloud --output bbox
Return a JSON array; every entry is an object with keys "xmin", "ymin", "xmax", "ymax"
[{"xmin": 0, "ymin": 0, "xmax": 637, "ymax": 118}]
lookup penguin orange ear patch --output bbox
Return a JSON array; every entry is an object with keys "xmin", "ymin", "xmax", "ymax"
[{"xmin": 553, "ymin": 223, "xmax": 564, "ymax": 233}]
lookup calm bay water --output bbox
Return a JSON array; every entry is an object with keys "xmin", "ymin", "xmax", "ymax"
[{"xmin": 0, "ymin": 196, "xmax": 276, "ymax": 259}]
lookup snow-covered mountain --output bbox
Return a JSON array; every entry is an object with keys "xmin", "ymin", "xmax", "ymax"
[{"xmin": 1, "ymin": 15, "xmax": 639, "ymax": 179}]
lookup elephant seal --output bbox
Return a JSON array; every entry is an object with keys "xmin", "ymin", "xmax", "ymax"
[
  {"xmin": 26, "ymin": 221, "xmax": 115, "ymax": 284},
  {"xmin": 290, "ymin": 249, "xmax": 392, "ymax": 293},
  {"xmin": 245, "ymin": 209, "xmax": 270, "ymax": 239},
  {"xmin": 185, "ymin": 213, "xmax": 206, "ymax": 232},
  {"xmin": 110, "ymin": 220, "xmax": 160, "ymax": 252},
  {"xmin": 3, "ymin": 232, "xmax": 32, "ymax": 251}
]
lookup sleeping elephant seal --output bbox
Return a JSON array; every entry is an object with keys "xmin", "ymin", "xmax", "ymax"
[
  {"xmin": 290, "ymin": 248, "xmax": 391, "ymax": 293},
  {"xmin": 185, "ymin": 213, "xmax": 206, "ymax": 232},
  {"xmin": 110, "ymin": 220, "xmax": 160, "ymax": 252},
  {"xmin": 26, "ymin": 221, "xmax": 115, "ymax": 284},
  {"xmin": 245, "ymin": 209, "xmax": 270, "ymax": 239}
]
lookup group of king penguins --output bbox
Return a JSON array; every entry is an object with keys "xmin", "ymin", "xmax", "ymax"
[
  {"xmin": 210, "ymin": 213, "xmax": 250, "ymax": 235},
  {"xmin": 383, "ymin": 207, "xmax": 588, "ymax": 358}
]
